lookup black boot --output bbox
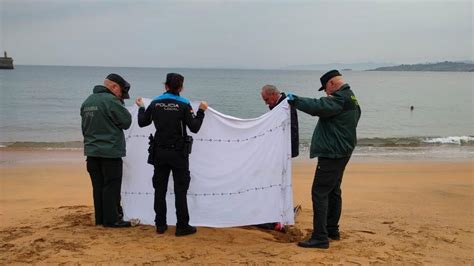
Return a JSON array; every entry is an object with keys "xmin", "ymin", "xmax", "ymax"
[
  {"xmin": 104, "ymin": 220, "xmax": 131, "ymax": 228},
  {"xmin": 297, "ymin": 239, "xmax": 329, "ymax": 249},
  {"xmin": 156, "ymin": 225, "xmax": 168, "ymax": 234},
  {"xmin": 175, "ymin": 225, "xmax": 197, "ymax": 236}
]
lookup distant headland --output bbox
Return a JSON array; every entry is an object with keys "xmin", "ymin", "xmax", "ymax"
[
  {"xmin": 368, "ymin": 61, "xmax": 474, "ymax": 72},
  {"xmin": 0, "ymin": 51, "xmax": 14, "ymax": 69},
  {"xmin": 282, "ymin": 61, "xmax": 473, "ymax": 72}
]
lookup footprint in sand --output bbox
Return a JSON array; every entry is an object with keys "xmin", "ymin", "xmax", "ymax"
[{"xmin": 0, "ymin": 226, "xmax": 33, "ymax": 242}]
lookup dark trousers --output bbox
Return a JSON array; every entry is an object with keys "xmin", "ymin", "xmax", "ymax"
[
  {"xmin": 153, "ymin": 148, "xmax": 191, "ymax": 229},
  {"xmin": 86, "ymin": 157, "xmax": 123, "ymax": 225},
  {"xmin": 311, "ymin": 156, "xmax": 350, "ymax": 241}
]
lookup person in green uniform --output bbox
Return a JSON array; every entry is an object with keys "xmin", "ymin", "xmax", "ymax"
[
  {"xmin": 287, "ymin": 70, "xmax": 361, "ymax": 249},
  {"xmin": 81, "ymin": 73, "xmax": 132, "ymax": 228}
]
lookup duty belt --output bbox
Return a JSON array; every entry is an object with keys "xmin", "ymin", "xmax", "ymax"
[{"xmin": 157, "ymin": 144, "xmax": 177, "ymax": 150}]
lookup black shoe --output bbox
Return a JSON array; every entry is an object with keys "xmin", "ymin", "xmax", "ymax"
[
  {"xmin": 297, "ymin": 239, "xmax": 329, "ymax": 249},
  {"xmin": 117, "ymin": 205, "xmax": 124, "ymax": 220},
  {"xmin": 255, "ymin": 223, "xmax": 276, "ymax": 230},
  {"xmin": 156, "ymin": 225, "xmax": 168, "ymax": 234},
  {"xmin": 104, "ymin": 220, "xmax": 132, "ymax": 228},
  {"xmin": 175, "ymin": 225, "xmax": 197, "ymax": 236},
  {"xmin": 328, "ymin": 233, "xmax": 340, "ymax": 241}
]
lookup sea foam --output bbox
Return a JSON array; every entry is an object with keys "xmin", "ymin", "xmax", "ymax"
[{"xmin": 422, "ymin": 136, "xmax": 474, "ymax": 145}]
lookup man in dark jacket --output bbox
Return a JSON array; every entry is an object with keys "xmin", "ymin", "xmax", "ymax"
[
  {"xmin": 287, "ymin": 70, "xmax": 361, "ymax": 249},
  {"xmin": 81, "ymin": 73, "xmax": 132, "ymax": 228},
  {"xmin": 258, "ymin": 85, "xmax": 300, "ymax": 232},
  {"xmin": 261, "ymin": 85, "xmax": 299, "ymax": 157}
]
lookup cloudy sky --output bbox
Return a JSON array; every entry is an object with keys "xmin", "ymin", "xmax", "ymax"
[{"xmin": 1, "ymin": 0, "xmax": 472, "ymax": 68}]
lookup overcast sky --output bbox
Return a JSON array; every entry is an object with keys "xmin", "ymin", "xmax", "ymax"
[{"xmin": 1, "ymin": 0, "xmax": 472, "ymax": 68}]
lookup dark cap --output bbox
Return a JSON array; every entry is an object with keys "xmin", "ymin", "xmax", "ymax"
[
  {"xmin": 165, "ymin": 73, "xmax": 184, "ymax": 92},
  {"xmin": 318, "ymin": 70, "xmax": 341, "ymax": 91},
  {"xmin": 106, "ymin": 73, "xmax": 130, "ymax": 99},
  {"xmin": 165, "ymin": 73, "xmax": 184, "ymax": 85}
]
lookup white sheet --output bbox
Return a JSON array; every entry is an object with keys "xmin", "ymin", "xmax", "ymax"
[{"xmin": 121, "ymin": 99, "xmax": 293, "ymax": 227}]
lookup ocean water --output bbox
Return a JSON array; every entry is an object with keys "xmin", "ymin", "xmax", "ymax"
[{"xmin": 0, "ymin": 65, "xmax": 473, "ymax": 159}]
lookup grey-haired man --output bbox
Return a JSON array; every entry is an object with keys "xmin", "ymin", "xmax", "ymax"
[{"xmin": 81, "ymin": 73, "xmax": 132, "ymax": 227}]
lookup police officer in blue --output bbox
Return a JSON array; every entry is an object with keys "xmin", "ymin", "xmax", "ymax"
[{"xmin": 135, "ymin": 73, "xmax": 208, "ymax": 236}]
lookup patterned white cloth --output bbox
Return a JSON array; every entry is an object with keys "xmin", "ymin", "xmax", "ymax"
[{"xmin": 121, "ymin": 99, "xmax": 294, "ymax": 227}]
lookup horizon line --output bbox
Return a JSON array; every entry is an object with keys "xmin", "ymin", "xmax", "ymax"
[{"xmin": 11, "ymin": 60, "xmax": 473, "ymax": 71}]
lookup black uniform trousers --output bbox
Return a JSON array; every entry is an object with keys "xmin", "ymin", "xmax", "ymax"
[
  {"xmin": 311, "ymin": 156, "xmax": 351, "ymax": 241},
  {"xmin": 153, "ymin": 147, "xmax": 191, "ymax": 229},
  {"xmin": 86, "ymin": 157, "xmax": 123, "ymax": 225}
]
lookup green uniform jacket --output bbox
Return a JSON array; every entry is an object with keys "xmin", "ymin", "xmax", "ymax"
[
  {"xmin": 291, "ymin": 84, "xmax": 361, "ymax": 159},
  {"xmin": 81, "ymin": 85, "xmax": 132, "ymax": 158}
]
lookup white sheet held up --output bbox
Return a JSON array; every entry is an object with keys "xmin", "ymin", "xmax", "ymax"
[{"xmin": 122, "ymin": 99, "xmax": 294, "ymax": 227}]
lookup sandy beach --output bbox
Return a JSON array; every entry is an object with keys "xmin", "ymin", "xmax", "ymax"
[{"xmin": 0, "ymin": 149, "xmax": 472, "ymax": 264}]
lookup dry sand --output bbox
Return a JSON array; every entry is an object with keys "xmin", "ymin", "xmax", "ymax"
[{"xmin": 0, "ymin": 149, "xmax": 472, "ymax": 264}]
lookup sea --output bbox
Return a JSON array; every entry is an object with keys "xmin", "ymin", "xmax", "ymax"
[{"xmin": 0, "ymin": 65, "xmax": 473, "ymax": 160}]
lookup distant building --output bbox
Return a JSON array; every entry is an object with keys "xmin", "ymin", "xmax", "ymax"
[{"xmin": 0, "ymin": 51, "xmax": 14, "ymax": 69}]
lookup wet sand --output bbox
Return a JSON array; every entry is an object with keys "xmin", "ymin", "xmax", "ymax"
[{"xmin": 0, "ymin": 149, "xmax": 472, "ymax": 264}]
